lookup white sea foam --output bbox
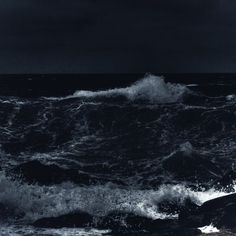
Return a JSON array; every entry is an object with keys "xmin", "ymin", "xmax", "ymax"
[
  {"xmin": 0, "ymin": 172, "xmax": 235, "ymax": 223},
  {"xmin": 74, "ymin": 75, "xmax": 187, "ymax": 103},
  {"xmin": 71, "ymin": 75, "xmax": 188, "ymax": 103},
  {"xmin": 198, "ymin": 224, "xmax": 220, "ymax": 234},
  {"xmin": 44, "ymin": 74, "xmax": 188, "ymax": 103},
  {"xmin": 0, "ymin": 225, "xmax": 110, "ymax": 236},
  {"xmin": 186, "ymin": 84, "xmax": 199, "ymax": 87},
  {"xmin": 226, "ymin": 94, "xmax": 236, "ymax": 101}
]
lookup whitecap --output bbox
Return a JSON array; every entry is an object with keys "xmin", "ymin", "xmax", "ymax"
[
  {"xmin": 198, "ymin": 224, "xmax": 220, "ymax": 234},
  {"xmin": 72, "ymin": 74, "xmax": 188, "ymax": 103}
]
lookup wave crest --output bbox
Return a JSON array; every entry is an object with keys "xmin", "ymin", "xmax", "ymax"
[{"xmin": 73, "ymin": 75, "xmax": 188, "ymax": 103}]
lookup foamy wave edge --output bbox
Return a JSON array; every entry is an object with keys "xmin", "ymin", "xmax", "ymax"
[
  {"xmin": 45, "ymin": 75, "xmax": 189, "ymax": 103},
  {"xmin": 0, "ymin": 171, "xmax": 235, "ymax": 223}
]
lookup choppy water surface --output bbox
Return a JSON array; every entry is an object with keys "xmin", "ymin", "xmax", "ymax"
[{"xmin": 0, "ymin": 75, "xmax": 236, "ymax": 235}]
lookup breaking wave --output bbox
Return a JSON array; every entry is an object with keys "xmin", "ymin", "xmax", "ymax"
[
  {"xmin": 72, "ymin": 75, "xmax": 188, "ymax": 103},
  {"xmin": 0, "ymin": 172, "xmax": 234, "ymax": 223},
  {"xmin": 0, "ymin": 75, "xmax": 236, "ymax": 235}
]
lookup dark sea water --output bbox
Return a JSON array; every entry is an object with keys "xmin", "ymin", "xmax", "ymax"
[{"xmin": 0, "ymin": 74, "xmax": 236, "ymax": 235}]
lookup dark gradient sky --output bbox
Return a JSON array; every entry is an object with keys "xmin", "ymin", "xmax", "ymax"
[{"xmin": 0, "ymin": 0, "xmax": 236, "ymax": 73}]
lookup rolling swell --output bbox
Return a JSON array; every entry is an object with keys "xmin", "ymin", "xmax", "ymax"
[{"xmin": 0, "ymin": 75, "xmax": 236, "ymax": 235}]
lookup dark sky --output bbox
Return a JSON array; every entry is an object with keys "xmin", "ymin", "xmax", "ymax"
[{"xmin": 0, "ymin": 0, "xmax": 236, "ymax": 73}]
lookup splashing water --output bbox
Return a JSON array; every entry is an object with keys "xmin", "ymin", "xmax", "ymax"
[{"xmin": 72, "ymin": 75, "xmax": 188, "ymax": 103}]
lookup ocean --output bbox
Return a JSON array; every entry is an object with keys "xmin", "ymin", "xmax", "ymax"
[{"xmin": 0, "ymin": 74, "xmax": 236, "ymax": 235}]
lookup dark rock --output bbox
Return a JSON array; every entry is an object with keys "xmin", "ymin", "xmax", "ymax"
[
  {"xmin": 12, "ymin": 160, "xmax": 124, "ymax": 186},
  {"xmin": 33, "ymin": 211, "xmax": 93, "ymax": 228},
  {"xmin": 97, "ymin": 212, "xmax": 177, "ymax": 232},
  {"xmin": 198, "ymin": 193, "xmax": 236, "ymax": 229},
  {"xmin": 111, "ymin": 227, "xmax": 201, "ymax": 236},
  {"xmin": 216, "ymin": 203, "xmax": 236, "ymax": 228},
  {"xmin": 33, "ymin": 211, "xmax": 165, "ymax": 231},
  {"xmin": 101, "ymin": 212, "xmax": 201, "ymax": 235},
  {"xmin": 33, "ymin": 210, "xmax": 200, "ymax": 235},
  {"xmin": 178, "ymin": 199, "xmax": 200, "ymax": 227},
  {"xmin": 98, "ymin": 212, "xmax": 157, "ymax": 232},
  {"xmin": 198, "ymin": 193, "xmax": 236, "ymax": 213},
  {"xmin": 180, "ymin": 193, "xmax": 236, "ymax": 230}
]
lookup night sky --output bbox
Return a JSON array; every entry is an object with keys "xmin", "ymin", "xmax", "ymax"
[{"xmin": 0, "ymin": 0, "xmax": 236, "ymax": 73}]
